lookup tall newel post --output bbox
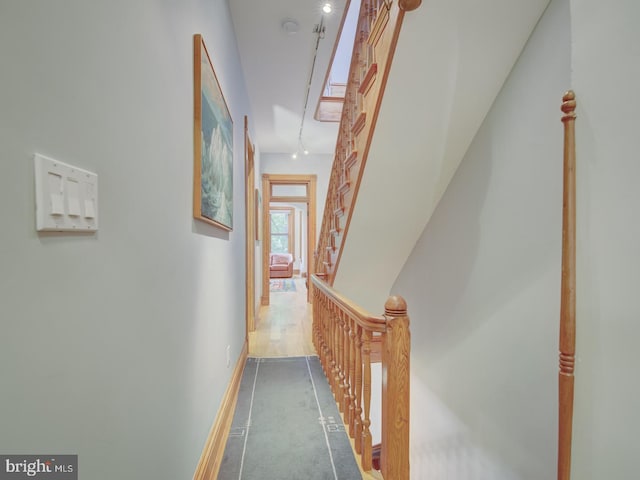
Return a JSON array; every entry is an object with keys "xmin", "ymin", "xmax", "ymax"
[
  {"xmin": 558, "ymin": 90, "xmax": 577, "ymax": 480},
  {"xmin": 381, "ymin": 295, "xmax": 410, "ymax": 480}
]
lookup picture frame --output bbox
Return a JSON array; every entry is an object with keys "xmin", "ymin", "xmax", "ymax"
[{"xmin": 193, "ymin": 34, "xmax": 233, "ymax": 231}]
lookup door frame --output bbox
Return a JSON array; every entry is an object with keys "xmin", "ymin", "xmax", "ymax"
[
  {"xmin": 261, "ymin": 174, "xmax": 317, "ymax": 305},
  {"xmin": 244, "ymin": 117, "xmax": 256, "ymax": 334}
]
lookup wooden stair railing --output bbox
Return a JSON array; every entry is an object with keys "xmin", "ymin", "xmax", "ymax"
[
  {"xmin": 314, "ymin": 0, "xmax": 422, "ymax": 285},
  {"xmin": 312, "ymin": 274, "xmax": 410, "ymax": 480}
]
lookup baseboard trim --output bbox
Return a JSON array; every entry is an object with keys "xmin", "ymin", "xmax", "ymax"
[{"xmin": 193, "ymin": 340, "xmax": 248, "ymax": 480}]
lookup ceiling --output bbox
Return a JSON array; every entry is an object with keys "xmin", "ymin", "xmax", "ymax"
[{"xmin": 229, "ymin": 0, "xmax": 347, "ymax": 156}]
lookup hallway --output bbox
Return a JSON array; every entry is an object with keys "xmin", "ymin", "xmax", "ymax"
[
  {"xmin": 228, "ymin": 276, "xmax": 378, "ymax": 479},
  {"xmin": 249, "ymin": 276, "xmax": 315, "ymax": 357},
  {"xmin": 220, "ymin": 276, "xmax": 368, "ymax": 479}
]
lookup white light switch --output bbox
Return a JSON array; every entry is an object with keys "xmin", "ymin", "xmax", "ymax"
[
  {"xmin": 34, "ymin": 153, "xmax": 98, "ymax": 232},
  {"xmin": 50, "ymin": 194, "xmax": 64, "ymax": 215},
  {"xmin": 84, "ymin": 199, "xmax": 96, "ymax": 219},
  {"xmin": 67, "ymin": 179, "xmax": 81, "ymax": 216},
  {"xmin": 48, "ymin": 172, "xmax": 64, "ymax": 215}
]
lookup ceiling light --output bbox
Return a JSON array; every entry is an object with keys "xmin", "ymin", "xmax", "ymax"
[
  {"xmin": 281, "ymin": 18, "xmax": 299, "ymax": 35},
  {"xmin": 322, "ymin": 3, "xmax": 332, "ymax": 14},
  {"xmin": 292, "ymin": 139, "xmax": 308, "ymax": 159}
]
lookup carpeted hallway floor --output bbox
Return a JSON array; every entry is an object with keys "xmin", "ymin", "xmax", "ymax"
[{"xmin": 217, "ymin": 356, "xmax": 362, "ymax": 480}]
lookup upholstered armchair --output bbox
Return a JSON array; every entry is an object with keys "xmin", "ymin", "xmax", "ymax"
[{"xmin": 269, "ymin": 253, "xmax": 294, "ymax": 278}]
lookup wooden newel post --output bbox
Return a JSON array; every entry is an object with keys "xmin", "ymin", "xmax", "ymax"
[
  {"xmin": 381, "ymin": 295, "xmax": 410, "ymax": 480},
  {"xmin": 558, "ymin": 90, "xmax": 577, "ymax": 480}
]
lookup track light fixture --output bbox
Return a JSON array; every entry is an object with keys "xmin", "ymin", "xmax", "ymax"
[
  {"xmin": 292, "ymin": 140, "xmax": 309, "ymax": 159},
  {"xmin": 290, "ymin": 3, "xmax": 335, "ymax": 159}
]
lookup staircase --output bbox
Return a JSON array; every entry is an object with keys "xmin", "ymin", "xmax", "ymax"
[
  {"xmin": 314, "ymin": 0, "xmax": 421, "ymax": 286},
  {"xmin": 320, "ymin": 0, "xmax": 552, "ymax": 312}
]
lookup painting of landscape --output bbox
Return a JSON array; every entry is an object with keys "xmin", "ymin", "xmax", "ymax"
[{"xmin": 193, "ymin": 34, "xmax": 233, "ymax": 230}]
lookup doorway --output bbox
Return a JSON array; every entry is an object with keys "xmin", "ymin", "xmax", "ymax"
[{"xmin": 261, "ymin": 174, "xmax": 317, "ymax": 306}]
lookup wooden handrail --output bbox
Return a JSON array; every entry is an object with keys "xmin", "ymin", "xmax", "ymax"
[
  {"xmin": 312, "ymin": 271, "xmax": 387, "ymax": 333},
  {"xmin": 311, "ymin": 274, "xmax": 410, "ymax": 479},
  {"xmin": 558, "ymin": 90, "xmax": 577, "ymax": 480}
]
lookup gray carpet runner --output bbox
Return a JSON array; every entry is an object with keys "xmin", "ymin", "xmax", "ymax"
[{"xmin": 217, "ymin": 356, "xmax": 363, "ymax": 480}]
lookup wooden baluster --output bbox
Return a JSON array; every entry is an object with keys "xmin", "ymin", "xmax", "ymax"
[
  {"xmin": 352, "ymin": 90, "xmax": 356, "ymax": 129},
  {"xmin": 368, "ymin": 0, "xmax": 376, "ymax": 29},
  {"xmin": 324, "ymin": 301, "xmax": 332, "ymax": 387},
  {"xmin": 319, "ymin": 293, "xmax": 327, "ymax": 374},
  {"xmin": 558, "ymin": 90, "xmax": 577, "ymax": 480},
  {"xmin": 366, "ymin": 0, "xmax": 375, "ymax": 67},
  {"xmin": 323, "ymin": 295, "xmax": 329, "ymax": 371},
  {"xmin": 357, "ymin": 13, "xmax": 364, "ymax": 83},
  {"xmin": 324, "ymin": 298, "xmax": 331, "ymax": 378},
  {"xmin": 381, "ymin": 296, "xmax": 411, "ymax": 480},
  {"xmin": 361, "ymin": 329, "xmax": 373, "ymax": 471},
  {"xmin": 330, "ymin": 306, "xmax": 338, "ymax": 394},
  {"xmin": 354, "ymin": 324, "xmax": 363, "ymax": 454},
  {"xmin": 337, "ymin": 311, "xmax": 346, "ymax": 412},
  {"xmin": 312, "ymin": 289, "xmax": 317, "ymax": 351},
  {"xmin": 319, "ymin": 292, "xmax": 323, "ymax": 355},
  {"xmin": 316, "ymin": 291, "xmax": 322, "ymax": 367},
  {"xmin": 360, "ymin": 24, "xmax": 368, "ymax": 82},
  {"xmin": 316, "ymin": 290, "xmax": 322, "ymax": 359},
  {"xmin": 337, "ymin": 312, "xmax": 343, "ymax": 402},
  {"xmin": 313, "ymin": 290, "xmax": 318, "ymax": 347},
  {"xmin": 330, "ymin": 304, "xmax": 339, "ymax": 396},
  {"xmin": 343, "ymin": 313, "xmax": 352, "ymax": 422},
  {"xmin": 319, "ymin": 292, "xmax": 324, "ymax": 357},
  {"xmin": 348, "ymin": 63, "xmax": 357, "ymax": 115},
  {"xmin": 348, "ymin": 317, "xmax": 357, "ymax": 437}
]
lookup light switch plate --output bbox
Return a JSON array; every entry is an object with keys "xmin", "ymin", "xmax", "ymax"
[{"xmin": 34, "ymin": 153, "xmax": 98, "ymax": 232}]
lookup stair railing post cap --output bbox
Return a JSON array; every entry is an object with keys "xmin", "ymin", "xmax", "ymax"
[{"xmin": 384, "ymin": 295, "xmax": 407, "ymax": 316}]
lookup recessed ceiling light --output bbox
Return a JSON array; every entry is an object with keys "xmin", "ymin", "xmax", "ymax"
[
  {"xmin": 281, "ymin": 18, "xmax": 299, "ymax": 35},
  {"xmin": 322, "ymin": 3, "xmax": 332, "ymax": 14}
]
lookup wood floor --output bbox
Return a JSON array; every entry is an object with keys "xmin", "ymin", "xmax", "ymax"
[{"xmin": 248, "ymin": 276, "xmax": 316, "ymax": 357}]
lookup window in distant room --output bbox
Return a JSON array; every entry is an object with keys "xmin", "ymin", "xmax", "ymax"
[{"xmin": 270, "ymin": 207, "xmax": 294, "ymax": 254}]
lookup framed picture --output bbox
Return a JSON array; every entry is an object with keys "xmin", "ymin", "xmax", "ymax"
[{"xmin": 193, "ymin": 33, "xmax": 233, "ymax": 230}]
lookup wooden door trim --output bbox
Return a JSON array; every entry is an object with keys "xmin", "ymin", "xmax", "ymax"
[
  {"xmin": 261, "ymin": 174, "xmax": 317, "ymax": 305},
  {"xmin": 244, "ymin": 117, "xmax": 256, "ymax": 334}
]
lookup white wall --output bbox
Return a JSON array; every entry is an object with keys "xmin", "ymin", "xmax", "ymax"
[
  {"xmin": 0, "ymin": 1, "xmax": 252, "ymax": 479},
  {"xmin": 391, "ymin": 0, "xmax": 569, "ymax": 477},
  {"xmin": 333, "ymin": 0, "xmax": 550, "ymax": 313},
  {"xmin": 571, "ymin": 1, "xmax": 640, "ymax": 478}
]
